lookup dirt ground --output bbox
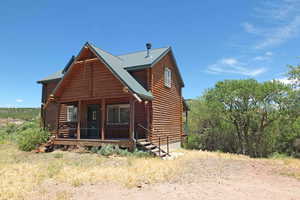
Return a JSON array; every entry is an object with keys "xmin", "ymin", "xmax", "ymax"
[{"xmin": 37, "ymin": 155, "xmax": 300, "ymax": 200}]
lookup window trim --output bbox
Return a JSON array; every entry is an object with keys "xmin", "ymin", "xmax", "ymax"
[
  {"xmin": 164, "ymin": 67, "xmax": 172, "ymax": 88},
  {"xmin": 106, "ymin": 104, "xmax": 130, "ymax": 125},
  {"xmin": 66, "ymin": 105, "xmax": 78, "ymax": 122}
]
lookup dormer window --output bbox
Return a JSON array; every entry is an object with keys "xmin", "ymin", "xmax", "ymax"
[{"xmin": 164, "ymin": 67, "xmax": 172, "ymax": 88}]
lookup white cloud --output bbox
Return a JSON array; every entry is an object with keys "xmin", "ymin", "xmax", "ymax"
[
  {"xmin": 253, "ymin": 51, "xmax": 273, "ymax": 61},
  {"xmin": 241, "ymin": 22, "xmax": 261, "ymax": 35},
  {"xmin": 16, "ymin": 99, "xmax": 23, "ymax": 103},
  {"xmin": 220, "ymin": 58, "xmax": 238, "ymax": 66},
  {"xmin": 242, "ymin": 0, "xmax": 300, "ymax": 49},
  {"xmin": 207, "ymin": 57, "xmax": 267, "ymax": 76},
  {"xmin": 265, "ymin": 51, "xmax": 273, "ymax": 56},
  {"xmin": 255, "ymin": 16, "xmax": 300, "ymax": 49},
  {"xmin": 276, "ymin": 77, "xmax": 295, "ymax": 85}
]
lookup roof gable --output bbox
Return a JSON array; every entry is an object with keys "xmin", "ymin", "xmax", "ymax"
[
  {"xmin": 38, "ymin": 42, "xmax": 185, "ymax": 98},
  {"xmin": 88, "ymin": 44, "xmax": 153, "ymax": 99},
  {"xmin": 51, "ymin": 43, "xmax": 153, "ymax": 100}
]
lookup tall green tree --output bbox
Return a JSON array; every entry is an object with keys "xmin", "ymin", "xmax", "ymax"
[
  {"xmin": 203, "ymin": 79, "xmax": 291, "ymax": 157},
  {"xmin": 287, "ymin": 64, "xmax": 300, "ymax": 88}
]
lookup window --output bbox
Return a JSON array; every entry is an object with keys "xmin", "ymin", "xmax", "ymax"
[
  {"xmin": 92, "ymin": 111, "xmax": 97, "ymax": 120},
  {"xmin": 67, "ymin": 105, "xmax": 78, "ymax": 122},
  {"xmin": 107, "ymin": 104, "xmax": 130, "ymax": 124},
  {"xmin": 164, "ymin": 67, "xmax": 172, "ymax": 88}
]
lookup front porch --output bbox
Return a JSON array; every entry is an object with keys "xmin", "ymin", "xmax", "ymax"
[{"xmin": 53, "ymin": 97, "xmax": 149, "ymax": 149}]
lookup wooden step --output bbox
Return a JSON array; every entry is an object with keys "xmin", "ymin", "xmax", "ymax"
[
  {"xmin": 151, "ymin": 148, "xmax": 160, "ymax": 153},
  {"xmin": 138, "ymin": 141, "xmax": 151, "ymax": 146},
  {"xmin": 144, "ymin": 144, "xmax": 156, "ymax": 150},
  {"xmin": 135, "ymin": 138, "xmax": 169, "ymax": 158},
  {"xmin": 137, "ymin": 139, "xmax": 147, "ymax": 143}
]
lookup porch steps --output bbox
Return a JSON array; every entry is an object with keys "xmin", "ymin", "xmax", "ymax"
[{"xmin": 136, "ymin": 139, "xmax": 169, "ymax": 158}]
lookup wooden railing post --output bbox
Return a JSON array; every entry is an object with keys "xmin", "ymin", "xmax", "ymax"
[
  {"xmin": 77, "ymin": 101, "xmax": 82, "ymax": 140},
  {"xmin": 167, "ymin": 136, "xmax": 169, "ymax": 155},
  {"xmin": 129, "ymin": 98, "xmax": 135, "ymax": 141},
  {"xmin": 159, "ymin": 137, "xmax": 161, "ymax": 157},
  {"xmin": 101, "ymin": 99, "xmax": 105, "ymax": 140},
  {"xmin": 56, "ymin": 103, "xmax": 61, "ymax": 138}
]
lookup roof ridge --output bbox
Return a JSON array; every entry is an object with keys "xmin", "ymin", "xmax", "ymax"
[
  {"xmin": 89, "ymin": 44, "xmax": 123, "ymax": 61},
  {"xmin": 117, "ymin": 46, "xmax": 170, "ymax": 57}
]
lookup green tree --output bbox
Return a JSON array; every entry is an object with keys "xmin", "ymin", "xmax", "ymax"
[
  {"xmin": 287, "ymin": 64, "xmax": 300, "ymax": 88},
  {"xmin": 203, "ymin": 79, "xmax": 291, "ymax": 157}
]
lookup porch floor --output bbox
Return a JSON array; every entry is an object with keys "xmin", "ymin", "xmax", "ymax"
[{"xmin": 53, "ymin": 138, "xmax": 134, "ymax": 148}]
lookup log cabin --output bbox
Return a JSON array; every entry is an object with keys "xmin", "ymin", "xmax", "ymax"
[{"xmin": 37, "ymin": 42, "xmax": 188, "ymax": 154}]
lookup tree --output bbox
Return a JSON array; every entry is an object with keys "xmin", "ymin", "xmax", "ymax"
[
  {"xmin": 287, "ymin": 64, "xmax": 300, "ymax": 88},
  {"xmin": 203, "ymin": 79, "xmax": 291, "ymax": 157}
]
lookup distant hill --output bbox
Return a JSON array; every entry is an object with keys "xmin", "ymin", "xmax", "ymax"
[{"xmin": 0, "ymin": 108, "xmax": 40, "ymax": 120}]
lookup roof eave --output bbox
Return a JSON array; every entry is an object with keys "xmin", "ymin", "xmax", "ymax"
[
  {"xmin": 124, "ymin": 64, "xmax": 151, "ymax": 71},
  {"xmin": 138, "ymin": 92, "xmax": 153, "ymax": 100},
  {"xmin": 37, "ymin": 78, "xmax": 62, "ymax": 84}
]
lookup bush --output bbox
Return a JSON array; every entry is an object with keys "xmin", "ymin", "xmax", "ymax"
[
  {"xmin": 16, "ymin": 127, "xmax": 50, "ymax": 151},
  {"xmin": 183, "ymin": 133, "xmax": 202, "ymax": 149},
  {"xmin": 96, "ymin": 144, "xmax": 117, "ymax": 156},
  {"xmin": 0, "ymin": 123, "xmax": 19, "ymax": 143},
  {"xmin": 268, "ymin": 152, "xmax": 290, "ymax": 159},
  {"xmin": 92, "ymin": 144, "xmax": 151, "ymax": 157}
]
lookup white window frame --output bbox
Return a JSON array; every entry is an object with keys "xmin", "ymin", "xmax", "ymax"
[
  {"xmin": 66, "ymin": 105, "xmax": 78, "ymax": 122},
  {"xmin": 107, "ymin": 104, "xmax": 130, "ymax": 125},
  {"xmin": 164, "ymin": 67, "xmax": 172, "ymax": 88}
]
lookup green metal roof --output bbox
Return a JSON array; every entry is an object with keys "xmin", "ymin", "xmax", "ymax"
[
  {"xmin": 37, "ymin": 43, "xmax": 184, "ymax": 99},
  {"xmin": 37, "ymin": 70, "xmax": 63, "ymax": 83},
  {"xmin": 88, "ymin": 43, "xmax": 153, "ymax": 99},
  {"xmin": 118, "ymin": 47, "xmax": 169, "ymax": 69}
]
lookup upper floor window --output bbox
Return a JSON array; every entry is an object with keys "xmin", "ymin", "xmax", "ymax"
[
  {"xmin": 107, "ymin": 104, "xmax": 130, "ymax": 125},
  {"xmin": 67, "ymin": 105, "xmax": 78, "ymax": 122},
  {"xmin": 164, "ymin": 67, "xmax": 172, "ymax": 88}
]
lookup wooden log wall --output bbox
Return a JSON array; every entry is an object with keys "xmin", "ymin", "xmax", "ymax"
[{"xmin": 150, "ymin": 51, "xmax": 183, "ymax": 145}]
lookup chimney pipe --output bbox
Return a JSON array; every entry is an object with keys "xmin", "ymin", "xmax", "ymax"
[{"xmin": 146, "ymin": 43, "xmax": 152, "ymax": 58}]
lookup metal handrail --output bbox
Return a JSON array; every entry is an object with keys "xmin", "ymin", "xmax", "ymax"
[
  {"xmin": 136, "ymin": 123, "xmax": 150, "ymax": 139},
  {"xmin": 136, "ymin": 123, "xmax": 170, "ymax": 156}
]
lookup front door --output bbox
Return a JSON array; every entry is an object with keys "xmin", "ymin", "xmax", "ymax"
[{"xmin": 87, "ymin": 104, "xmax": 100, "ymax": 139}]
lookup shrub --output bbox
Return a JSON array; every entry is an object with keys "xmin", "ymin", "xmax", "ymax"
[
  {"xmin": 269, "ymin": 152, "xmax": 290, "ymax": 159},
  {"xmin": 183, "ymin": 133, "xmax": 202, "ymax": 149},
  {"xmin": 16, "ymin": 127, "xmax": 50, "ymax": 151},
  {"xmin": 93, "ymin": 144, "xmax": 151, "ymax": 157},
  {"xmin": 90, "ymin": 146, "xmax": 99, "ymax": 153},
  {"xmin": 97, "ymin": 144, "xmax": 116, "ymax": 156}
]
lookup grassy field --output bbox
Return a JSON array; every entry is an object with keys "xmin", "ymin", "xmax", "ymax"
[
  {"xmin": 0, "ymin": 143, "xmax": 299, "ymax": 200},
  {"xmin": 0, "ymin": 108, "xmax": 40, "ymax": 120}
]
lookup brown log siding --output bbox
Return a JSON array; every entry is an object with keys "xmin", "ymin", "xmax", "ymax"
[
  {"xmin": 57, "ymin": 60, "xmax": 130, "ymax": 101},
  {"xmin": 43, "ymin": 80, "xmax": 60, "ymax": 131},
  {"xmin": 151, "ymin": 52, "xmax": 183, "ymax": 145}
]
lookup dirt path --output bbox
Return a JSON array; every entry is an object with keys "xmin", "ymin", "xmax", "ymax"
[{"xmin": 38, "ymin": 155, "xmax": 300, "ymax": 200}]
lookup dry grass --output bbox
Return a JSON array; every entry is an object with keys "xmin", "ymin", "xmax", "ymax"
[
  {"xmin": 0, "ymin": 144, "xmax": 181, "ymax": 200},
  {"xmin": 0, "ymin": 145, "xmax": 299, "ymax": 200},
  {"xmin": 267, "ymin": 156, "xmax": 300, "ymax": 180}
]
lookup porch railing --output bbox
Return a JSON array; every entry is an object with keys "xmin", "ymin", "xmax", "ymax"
[{"xmin": 136, "ymin": 123, "xmax": 170, "ymax": 156}]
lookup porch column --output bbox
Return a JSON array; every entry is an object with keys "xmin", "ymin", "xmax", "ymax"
[
  {"xmin": 77, "ymin": 101, "xmax": 82, "ymax": 140},
  {"xmin": 129, "ymin": 98, "xmax": 135, "ymax": 141},
  {"xmin": 56, "ymin": 103, "xmax": 61, "ymax": 138},
  {"xmin": 101, "ymin": 99, "xmax": 105, "ymax": 140}
]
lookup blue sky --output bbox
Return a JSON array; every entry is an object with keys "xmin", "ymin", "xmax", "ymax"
[{"xmin": 1, "ymin": 0, "xmax": 300, "ymax": 107}]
